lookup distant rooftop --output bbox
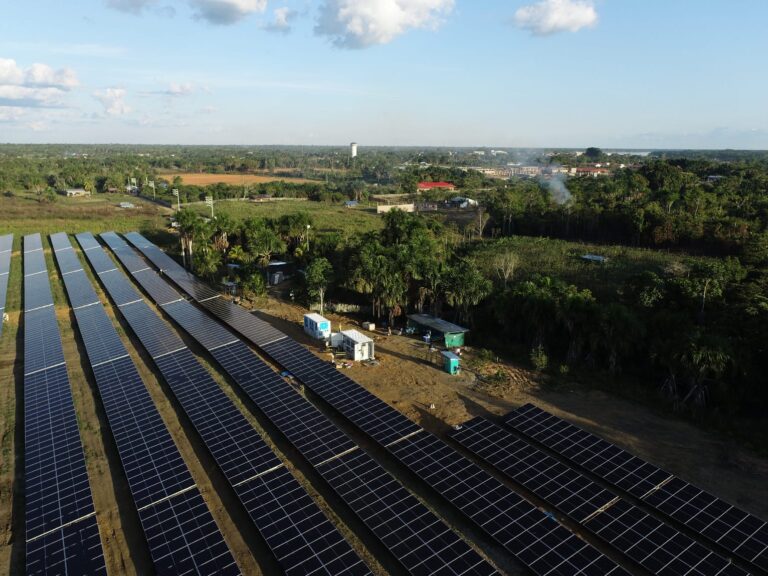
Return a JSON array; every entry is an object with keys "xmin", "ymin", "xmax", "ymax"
[
  {"xmin": 407, "ymin": 313, "xmax": 468, "ymax": 334},
  {"xmin": 417, "ymin": 181, "xmax": 455, "ymax": 190}
]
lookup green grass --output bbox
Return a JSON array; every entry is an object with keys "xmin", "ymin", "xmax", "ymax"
[
  {"xmin": 471, "ymin": 236, "xmax": 712, "ymax": 299},
  {"xmin": 0, "ymin": 192, "xmax": 169, "ymax": 239},
  {"xmin": 188, "ymin": 199, "xmax": 383, "ymax": 239}
]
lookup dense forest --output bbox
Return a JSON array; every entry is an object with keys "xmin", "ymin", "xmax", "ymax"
[{"xmin": 2, "ymin": 144, "xmax": 767, "ymax": 438}]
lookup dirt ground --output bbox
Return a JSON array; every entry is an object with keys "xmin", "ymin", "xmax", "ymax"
[
  {"xmin": 159, "ymin": 173, "xmax": 318, "ymax": 186},
  {"xmin": 258, "ymin": 296, "xmax": 768, "ymax": 520}
]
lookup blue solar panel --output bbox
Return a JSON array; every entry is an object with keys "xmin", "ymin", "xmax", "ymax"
[
  {"xmin": 83, "ymin": 236, "xmax": 370, "ymax": 575},
  {"xmin": 263, "ymin": 338, "xmax": 421, "ymax": 447},
  {"xmin": 25, "ymin": 514, "xmax": 106, "ymax": 576},
  {"xmin": 391, "ymin": 431, "xmax": 628, "ymax": 576},
  {"xmin": 52, "ymin": 232, "xmax": 239, "ymax": 573},
  {"xmin": 23, "ymin": 234, "xmax": 106, "ymax": 574},
  {"xmin": 0, "ymin": 234, "xmax": 12, "ymax": 337},
  {"xmin": 137, "ymin": 489, "xmax": 240, "ymax": 575},
  {"xmin": 234, "ymin": 466, "xmax": 371, "ymax": 576},
  {"xmin": 505, "ymin": 404, "xmax": 768, "ymax": 573},
  {"xmin": 24, "ymin": 363, "xmax": 95, "ymax": 537},
  {"xmin": 451, "ymin": 418, "xmax": 745, "ymax": 576}
]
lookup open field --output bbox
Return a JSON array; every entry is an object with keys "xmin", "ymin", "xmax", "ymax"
[
  {"xmin": 0, "ymin": 192, "xmax": 171, "ymax": 239},
  {"xmin": 189, "ymin": 199, "xmax": 384, "ymax": 237},
  {"xmin": 159, "ymin": 172, "xmax": 319, "ymax": 186}
]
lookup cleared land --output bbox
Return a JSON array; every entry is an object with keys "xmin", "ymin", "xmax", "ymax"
[{"xmin": 159, "ymin": 172, "xmax": 318, "ymax": 186}]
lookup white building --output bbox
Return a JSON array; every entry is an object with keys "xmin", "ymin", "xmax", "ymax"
[
  {"xmin": 333, "ymin": 329, "xmax": 374, "ymax": 361},
  {"xmin": 64, "ymin": 188, "xmax": 91, "ymax": 197},
  {"xmin": 304, "ymin": 313, "xmax": 331, "ymax": 340},
  {"xmin": 350, "ymin": 142, "xmax": 358, "ymax": 158}
]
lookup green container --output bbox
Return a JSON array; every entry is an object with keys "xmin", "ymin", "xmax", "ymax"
[{"xmin": 441, "ymin": 351, "xmax": 460, "ymax": 375}]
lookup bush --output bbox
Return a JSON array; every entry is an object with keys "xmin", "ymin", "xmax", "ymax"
[
  {"xmin": 241, "ymin": 272, "xmax": 266, "ymax": 299},
  {"xmin": 530, "ymin": 345, "xmax": 548, "ymax": 372}
]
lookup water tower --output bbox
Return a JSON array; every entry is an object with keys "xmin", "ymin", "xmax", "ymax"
[{"xmin": 350, "ymin": 142, "xmax": 358, "ymax": 158}]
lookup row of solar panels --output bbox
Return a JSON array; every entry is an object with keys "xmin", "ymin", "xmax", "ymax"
[
  {"xmin": 21, "ymin": 234, "xmax": 106, "ymax": 575},
  {"xmin": 0, "ymin": 234, "xmax": 11, "ymax": 336},
  {"xmin": 126, "ymin": 231, "xmax": 767, "ymax": 576}
]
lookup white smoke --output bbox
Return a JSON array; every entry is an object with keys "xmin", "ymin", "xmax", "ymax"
[{"xmin": 544, "ymin": 174, "xmax": 572, "ymax": 205}]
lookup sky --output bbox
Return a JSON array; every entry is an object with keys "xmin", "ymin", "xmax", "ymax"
[{"xmin": 1, "ymin": 0, "xmax": 767, "ymax": 148}]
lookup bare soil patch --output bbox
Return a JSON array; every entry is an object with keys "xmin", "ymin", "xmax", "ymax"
[{"xmin": 160, "ymin": 173, "xmax": 318, "ymax": 186}]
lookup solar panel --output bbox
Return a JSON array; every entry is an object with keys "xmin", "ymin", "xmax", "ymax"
[
  {"xmin": 81, "ymin": 235, "xmax": 370, "ymax": 576},
  {"xmin": 317, "ymin": 449, "xmax": 497, "ymax": 575},
  {"xmin": 505, "ymin": 404, "xmax": 768, "ymax": 572},
  {"xmin": 23, "ymin": 234, "xmax": 106, "ymax": 574},
  {"xmin": 451, "ymin": 418, "xmax": 616, "ymax": 522},
  {"xmin": 451, "ymin": 418, "xmax": 746, "ymax": 576},
  {"xmin": 0, "ymin": 234, "xmax": 12, "ymax": 336},
  {"xmin": 123, "ymin": 233, "xmax": 631, "ymax": 576},
  {"xmin": 390, "ymin": 431, "xmax": 628, "ymax": 576},
  {"xmin": 234, "ymin": 466, "xmax": 370, "ymax": 576},
  {"xmin": 25, "ymin": 514, "xmax": 106, "ymax": 576},
  {"xmin": 107, "ymin": 235, "xmax": 499, "ymax": 575},
  {"xmin": 262, "ymin": 337, "xmax": 422, "ymax": 447},
  {"xmin": 52, "ymin": 232, "xmax": 239, "ymax": 573},
  {"xmin": 138, "ymin": 489, "xmax": 240, "ymax": 575}
]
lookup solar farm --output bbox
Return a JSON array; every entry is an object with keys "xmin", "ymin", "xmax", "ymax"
[{"xmin": 1, "ymin": 230, "xmax": 766, "ymax": 576}]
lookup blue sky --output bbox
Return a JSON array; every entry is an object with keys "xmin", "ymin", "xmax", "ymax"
[{"xmin": 1, "ymin": 0, "xmax": 767, "ymax": 148}]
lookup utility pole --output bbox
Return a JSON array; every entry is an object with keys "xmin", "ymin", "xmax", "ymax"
[
  {"xmin": 306, "ymin": 224, "xmax": 311, "ymax": 252},
  {"xmin": 172, "ymin": 188, "xmax": 180, "ymax": 211},
  {"xmin": 205, "ymin": 195, "xmax": 214, "ymax": 219}
]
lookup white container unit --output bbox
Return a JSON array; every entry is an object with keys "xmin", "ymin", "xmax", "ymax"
[
  {"xmin": 304, "ymin": 313, "xmax": 331, "ymax": 340},
  {"xmin": 339, "ymin": 329, "xmax": 374, "ymax": 362}
]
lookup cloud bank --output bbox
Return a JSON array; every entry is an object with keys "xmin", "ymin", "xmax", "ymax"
[
  {"xmin": 93, "ymin": 88, "xmax": 131, "ymax": 116},
  {"xmin": 514, "ymin": 0, "xmax": 597, "ymax": 35},
  {"xmin": 0, "ymin": 57, "xmax": 79, "ymax": 107},
  {"xmin": 315, "ymin": 0, "xmax": 454, "ymax": 48}
]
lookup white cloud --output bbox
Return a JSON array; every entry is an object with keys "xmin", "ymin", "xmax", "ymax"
[
  {"xmin": 190, "ymin": 0, "xmax": 268, "ymax": 24},
  {"xmin": 0, "ymin": 106, "xmax": 25, "ymax": 122},
  {"xmin": 93, "ymin": 88, "xmax": 132, "ymax": 116},
  {"xmin": 264, "ymin": 6, "xmax": 298, "ymax": 33},
  {"xmin": 315, "ymin": 0, "xmax": 454, "ymax": 48},
  {"xmin": 0, "ymin": 57, "xmax": 79, "ymax": 108},
  {"xmin": 514, "ymin": 0, "xmax": 597, "ymax": 35},
  {"xmin": 25, "ymin": 63, "xmax": 79, "ymax": 88},
  {"xmin": 166, "ymin": 82, "xmax": 195, "ymax": 96}
]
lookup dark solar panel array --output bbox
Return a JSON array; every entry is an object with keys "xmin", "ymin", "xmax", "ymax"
[
  {"xmin": 450, "ymin": 417, "xmax": 746, "ymax": 576},
  {"xmin": 22, "ymin": 233, "xmax": 107, "ymax": 575},
  {"xmin": 505, "ymin": 404, "xmax": 768, "ymax": 573},
  {"xmin": 51, "ymin": 233, "xmax": 239, "ymax": 574},
  {"xmin": 0, "ymin": 234, "xmax": 12, "ymax": 337},
  {"xmin": 124, "ymin": 232, "xmax": 629, "ymax": 576},
  {"xmin": 82, "ymin": 232, "xmax": 370, "ymax": 576},
  {"xmin": 109, "ymin": 238, "xmax": 497, "ymax": 576}
]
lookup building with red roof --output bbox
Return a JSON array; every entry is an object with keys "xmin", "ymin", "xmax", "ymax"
[{"xmin": 417, "ymin": 181, "xmax": 456, "ymax": 191}]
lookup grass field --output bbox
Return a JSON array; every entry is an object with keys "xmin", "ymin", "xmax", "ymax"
[
  {"xmin": 189, "ymin": 199, "xmax": 384, "ymax": 238},
  {"xmin": 159, "ymin": 172, "xmax": 319, "ymax": 186},
  {"xmin": 0, "ymin": 192, "xmax": 170, "ymax": 239},
  {"xmin": 471, "ymin": 235, "xmax": 709, "ymax": 299}
]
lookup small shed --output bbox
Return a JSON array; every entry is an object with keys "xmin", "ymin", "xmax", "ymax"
[
  {"xmin": 441, "ymin": 351, "xmax": 461, "ymax": 375},
  {"xmin": 304, "ymin": 313, "xmax": 331, "ymax": 340},
  {"xmin": 64, "ymin": 188, "xmax": 91, "ymax": 197},
  {"xmin": 338, "ymin": 329, "xmax": 374, "ymax": 362},
  {"xmin": 407, "ymin": 314, "xmax": 469, "ymax": 347}
]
